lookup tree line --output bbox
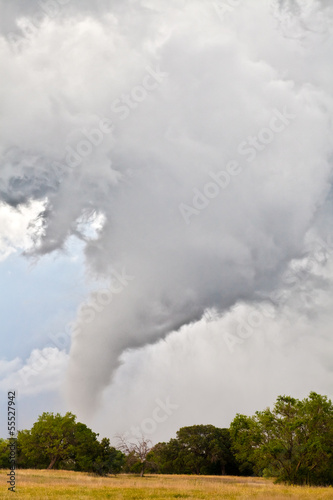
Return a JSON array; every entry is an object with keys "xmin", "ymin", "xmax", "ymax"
[
  {"xmin": 1, "ymin": 412, "xmax": 124, "ymax": 476},
  {"xmin": 1, "ymin": 392, "xmax": 332, "ymax": 485}
]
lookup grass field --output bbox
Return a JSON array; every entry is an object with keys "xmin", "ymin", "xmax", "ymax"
[{"xmin": 1, "ymin": 470, "xmax": 333, "ymax": 499}]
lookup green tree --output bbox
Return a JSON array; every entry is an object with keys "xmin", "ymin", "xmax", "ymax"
[
  {"xmin": 148, "ymin": 438, "xmax": 184, "ymax": 474},
  {"xmin": 229, "ymin": 414, "xmax": 261, "ymax": 475},
  {"xmin": 94, "ymin": 438, "xmax": 125, "ymax": 476},
  {"xmin": 0, "ymin": 439, "xmax": 10, "ymax": 469},
  {"xmin": 16, "ymin": 412, "xmax": 125, "ymax": 475},
  {"xmin": 18, "ymin": 412, "xmax": 77, "ymax": 470},
  {"xmin": 69, "ymin": 422, "xmax": 101, "ymax": 472},
  {"xmin": 176, "ymin": 425, "xmax": 237, "ymax": 475},
  {"xmin": 149, "ymin": 425, "xmax": 238, "ymax": 475},
  {"xmin": 230, "ymin": 392, "xmax": 333, "ymax": 485},
  {"xmin": 299, "ymin": 392, "xmax": 333, "ymax": 485}
]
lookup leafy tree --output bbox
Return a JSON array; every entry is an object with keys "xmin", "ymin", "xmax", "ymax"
[
  {"xmin": 18, "ymin": 412, "xmax": 77, "ymax": 470},
  {"xmin": 176, "ymin": 425, "xmax": 237, "ymax": 475},
  {"xmin": 149, "ymin": 425, "xmax": 239, "ymax": 475},
  {"xmin": 0, "ymin": 439, "xmax": 10, "ymax": 469},
  {"xmin": 16, "ymin": 412, "xmax": 125, "ymax": 475},
  {"xmin": 148, "ymin": 439, "xmax": 184, "ymax": 474},
  {"xmin": 94, "ymin": 438, "xmax": 125, "ymax": 476},
  {"xmin": 229, "ymin": 414, "xmax": 260, "ymax": 475},
  {"xmin": 299, "ymin": 392, "xmax": 333, "ymax": 485},
  {"xmin": 230, "ymin": 392, "xmax": 333, "ymax": 485},
  {"xmin": 68, "ymin": 422, "xmax": 101, "ymax": 472}
]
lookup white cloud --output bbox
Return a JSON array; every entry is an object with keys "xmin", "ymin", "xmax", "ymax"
[
  {"xmin": 0, "ymin": 348, "xmax": 69, "ymax": 396},
  {"xmin": 0, "ymin": 201, "xmax": 45, "ymax": 261},
  {"xmin": 0, "ymin": 358, "xmax": 21, "ymax": 378}
]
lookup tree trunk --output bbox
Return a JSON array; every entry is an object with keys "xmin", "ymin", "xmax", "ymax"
[
  {"xmin": 140, "ymin": 463, "xmax": 145, "ymax": 477},
  {"xmin": 47, "ymin": 457, "xmax": 57, "ymax": 469}
]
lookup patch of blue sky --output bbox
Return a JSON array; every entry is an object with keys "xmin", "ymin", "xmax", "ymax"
[{"xmin": 0, "ymin": 236, "xmax": 90, "ymax": 360}]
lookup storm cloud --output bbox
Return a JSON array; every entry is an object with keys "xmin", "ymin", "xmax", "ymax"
[{"xmin": 1, "ymin": 0, "xmax": 333, "ymax": 421}]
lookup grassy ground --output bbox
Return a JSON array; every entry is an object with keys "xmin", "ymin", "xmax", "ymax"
[{"xmin": 1, "ymin": 470, "xmax": 333, "ymax": 499}]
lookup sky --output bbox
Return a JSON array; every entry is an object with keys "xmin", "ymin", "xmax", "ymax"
[{"xmin": 0, "ymin": 0, "xmax": 333, "ymax": 446}]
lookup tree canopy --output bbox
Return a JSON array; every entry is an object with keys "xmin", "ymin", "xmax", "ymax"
[
  {"xmin": 230, "ymin": 392, "xmax": 333, "ymax": 485},
  {"xmin": 16, "ymin": 412, "xmax": 124, "ymax": 475},
  {"xmin": 148, "ymin": 425, "xmax": 239, "ymax": 475}
]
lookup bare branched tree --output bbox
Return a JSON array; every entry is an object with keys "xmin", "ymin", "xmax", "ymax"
[{"xmin": 115, "ymin": 433, "xmax": 153, "ymax": 477}]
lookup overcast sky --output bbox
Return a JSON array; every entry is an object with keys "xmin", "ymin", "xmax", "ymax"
[{"xmin": 0, "ymin": 0, "xmax": 333, "ymax": 445}]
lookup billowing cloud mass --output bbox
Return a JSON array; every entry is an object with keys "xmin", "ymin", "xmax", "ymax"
[{"xmin": 1, "ymin": 0, "xmax": 333, "ymax": 428}]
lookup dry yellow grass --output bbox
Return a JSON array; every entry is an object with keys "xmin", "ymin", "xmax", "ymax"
[{"xmin": 1, "ymin": 469, "xmax": 333, "ymax": 499}]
